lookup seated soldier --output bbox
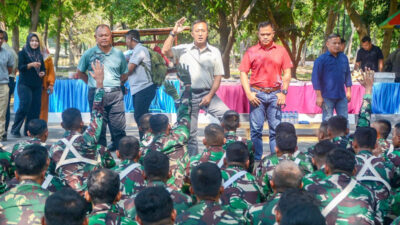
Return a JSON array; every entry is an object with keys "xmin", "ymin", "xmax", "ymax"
[
  {"xmin": 112, "ymin": 136, "xmax": 145, "ymax": 199},
  {"xmin": 12, "ymin": 119, "xmax": 49, "ymax": 161},
  {"xmin": 135, "ymin": 186, "xmax": 176, "ymax": 225},
  {"xmin": 305, "ymin": 121, "xmax": 328, "ymax": 160},
  {"xmin": 175, "ymin": 162, "xmax": 247, "ymax": 224},
  {"xmin": 327, "ymin": 115, "xmax": 350, "ymax": 149},
  {"xmin": 0, "ymin": 146, "xmax": 12, "ymax": 194},
  {"xmin": 143, "ymin": 64, "xmax": 192, "ymax": 190},
  {"xmin": 372, "ymin": 119, "xmax": 392, "ymax": 154},
  {"xmin": 306, "ymin": 148, "xmax": 378, "ymax": 224},
  {"xmin": 303, "ymin": 140, "xmax": 336, "ymax": 189},
  {"xmin": 42, "ymin": 188, "xmax": 88, "ymax": 225},
  {"xmin": 50, "ymin": 61, "xmax": 115, "ymax": 194},
  {"xmin": 248, "ymin": 160, "xmax": 303, "ymax": 225},
  {"xmin": 0, "ymin": 145, "xmax": 50, "ymax": 224},
  {"xmin": 256, "ymin": 130, "xmax": 313, "ymax": 194},
  {"xmin": 221, "ymin": 110, "xmax": 255, "ymax": 172},
  {"xmin": 353, "ymin": 127, "xmax": 394, "ymax": 223},
  {"xmin": 220, "ymin": 141, "xmax": 264, "ymax": 215},
  {"xmin": 275, "ymin": 188, "xmax": 322, "ymax": 225},
  {"xmin": 85, "ymin": 169, "xmax": 137, "ymax": 225},
  {"xmin": 138, "ymin": 113, "xmax": 153, "ymax": 146},
  {"xmin": 386, "ymin": 123, "xmax": 400, "ymax": 167},
  {"xmin": 190, "ymin": 123, "xmax": 226, "ymax": 169}
]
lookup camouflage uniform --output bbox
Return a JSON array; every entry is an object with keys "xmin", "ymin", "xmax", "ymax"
[
  {"xmin": 255, "ymin": 152, "xmax": 313, "ymax": 194},
  {"xmin": 305, "ymin": 173, "xmax": 377, "ymax": 225},
  {"xmin": 0, "ymin": 179, "xmax": 50, "ymax": 225},
  {"xmin": 175, "ymin": 200, "xmax": 247, "ymax": 225},
  {"xmin": 357, "ymin": 93, "xmax": 372, "ymax": 128},
  {"xmin": 393, "ymin": 216, "xmax": 400, "ymax": 225},
  {"xmin": 247, "ymin": 193, "xmax": 281, "ymax": 225},
  {"xmin": 220, "ymin": 165, "xmax": 265, "ymax": 216},
  {"xmin": 302, "ymin": 166, "xmax": 327, "ymax": 190},
  {"xmin": 190, "ymin": 146, "xmax": 225, "ymax": 169},
  {"xmin": 88, "ymin": 203, "xmax": 138, "ymax": 225},
  {"xmin": 0, "ymin": 148, "xmax": 13, "ymax": 194},
  {"xmin": 6, "ymin": 173, "xmax": 65, "ymax": 193},
  {"xmin": 355, "ymin": 150, "xmax": 395, "ymax": 222},
  {"xmin": 11, "ymin": 137, "xmax": 50, "ymax": 162},
  {"xmin": 223, "ymin": 131, "xmax": 255, "ymax": 171},
  {"xmin": 331, "ymin": 135, "xmax": 351, "ymax": 150},
  {"xmin": 142, "ymin": 86, "xmax": 192, "ymax": 190},
  {"xmin": 50, "ymin": 89, "xmax": 115, "ymax": 194}
]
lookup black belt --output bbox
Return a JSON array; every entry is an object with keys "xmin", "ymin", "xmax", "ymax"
[
  {"xmin": 192, "ymin": 88, "xmax": 211, "ymax": 94},
  {"xmin": 90, "ymin": 87, "xmax": 121, "ymax": 93}
]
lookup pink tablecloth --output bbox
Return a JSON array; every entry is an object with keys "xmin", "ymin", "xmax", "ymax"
[{"xmin": 216, "ymin": 82, "xmax": 365, "ymax": 114}]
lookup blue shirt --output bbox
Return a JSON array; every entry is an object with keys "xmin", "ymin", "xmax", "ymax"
[
  {"xmin": 77, "ymin": 45, "xmax": 128, "ymax": 88},
  {"xmin": 312, "ymin": 51, "xmax": 352, "ymax": 99}
]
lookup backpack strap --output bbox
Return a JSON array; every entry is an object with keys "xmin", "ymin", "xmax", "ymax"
[
  {"xmin": 119, "ymin": 163, "xmax": 141, "ymax": 181},
  {"xmin": 217, "ymin": 153, "xmax": 226, "ymax": 168},
  {"xmin": 321, "ymin": 178, "xmax": 357, "ymax": 217},
  {"xmin": 56, "ymin": 135, "xmax": 99, "ymax": 170},
  {"xmin": 356, "ymin": 155, "xmax": 391, "ymax": 191},
  {"xmin": 223, "ymin": 171, "xmax": 247, "ymax": 189},
  {"xmin": 41, "ymin": 174, "xmax": 53, "ymax": 189}
]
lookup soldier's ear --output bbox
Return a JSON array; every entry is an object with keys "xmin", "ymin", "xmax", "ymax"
[
  {"xmin": 136, "ymin": 215, "xmax": 143, "ymax": 225},
  {"xmin": 311, "ymin": 158, "xmax": 316, "ymax": 166},
  {"xmin": 82, "ymin": 218, "xmax": 89, "ymax": 225},
  {"xmin": 114, "ymin": 191, "xmax": 122, "ymax": 204},
  {"xmin": 202, "ymin": 138, "xmax": 207, "ymax": 146},
  {"xmin": 299, "ymin": 181, "xmax": 303, "ymax": 189},
  {"xmin": 275, "ymin": 147, "xmax": 280, "ymax": 155},
  {"xmin": 27, "ymin": 130, "xmax": 32, "ymax": 137},
  {"xmin": 171, "ymin": 209, "xmax": 177, "ymax": 222},
  {"xmin": 345, "ymin": 128, "xmax": 349, "ymax": 135},
  {"xmin": 84, "ymin": 191, "xmax": 91, "ymax": 202},
  {"xmin": 352, "ymin": 168, "xmax": 357, "ymax": 176},
  {"xmin": 15, "ymin": 171, "xmax": 20, "ymax": 181},
  {"xmin": 142, "ymin": 171, "xmax": 147, "ymax": 180},
  {"xmin": 324, "ymin": 165, "xmax": 331, "ymax": 175},
  {"xmin": 245, "ymin": 159, "xmax": 250, "ymax": 169},
  {"xmin": 41, "ymin": 216, "xmax": 46, "ymax": 225},
  {"xmin": 189, "ymin": 186, "xmax": 194, "ymax": 195},
  {"xmin": 219, "ymin": 186, "xmax": 224, "ymax": 196},
  {"xmin": 275, "ymin": 209, "xmax": 281, "ymax": 224},
  {"xmin": 270, "ymin": 180, "xmax": 275, "ymax": 190},
  {"xmin": 116, "ymin": 150, "xmax": 121, "ymax": 159},
  {"xmin": 223, "ymin": 138, "xmax": 226, "ymax": 145},
  {"xmin": 168, "ymin": 171, "xmax": 172, "ymax": 179}
]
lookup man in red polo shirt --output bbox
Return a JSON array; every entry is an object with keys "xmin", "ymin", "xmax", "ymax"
[{"xmin": 239, "ymin": 21, "xmax": 292, "ymax": 159}]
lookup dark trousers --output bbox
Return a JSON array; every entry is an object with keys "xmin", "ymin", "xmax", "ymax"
[
  {"xmin": 11, "ymin": 83, "xmax": 42, "ymax": 135},
  {"xmin": 4, "ymin": 77, "xmax": 15, "ymax": 137},
  {"xmin": 132, "ymin": 84, "xmax": 157, "ymax": 139},
  {"xmin": 88, "ymin": 88, "xmax": 126, "ymax": 150}
]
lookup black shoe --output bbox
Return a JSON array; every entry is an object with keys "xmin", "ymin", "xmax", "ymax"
[{"xmin": 11, "ymin": 132, "xmax": 21, "ymax": 138}]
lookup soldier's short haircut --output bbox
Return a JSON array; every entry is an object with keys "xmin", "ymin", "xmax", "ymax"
[
  {"xmin": 139, "ymin": 113, "xmax": 152, "ymax": 133},
  {"xmin": 144, "ymin": 150, "xmax": 169, "ymax": 180},
  {"xmin": 150, "ymin": 114, "xmax": 169, "ymax": 134},
  {"xmin": 222, "ymin": 110, "xmax": 240, "ymax": 131},
  {"xmin": 326, "ymin": 148, "xmax": 355, "ymax": 174},
  {"xmin": 27, "ymin": 119, "xmax": 47, "ymax": 136},
  {"xmin": 190, "ymin": 162, "xmax": 222, "ymax": 198},
  {"xmin": 135, "ymin": 186, "xmax": 174, "ymax": 224},
  {"xmin": 354, "ymin": 127, "xmax": 377, "ymax": 149},
  {"xmin": 15, "ymin": 144, "xmax": 47, "ymax": 176},
  {"xmin": 45, "ymin": 188, "xmax": 87, "ymax": 225},
  {"xmin": 226, "ymin": 141, "xmax": 249, "ymax": 163},
  {"xmin": 280, "ymin": 203, "xmax": 325, "ymax": 225},
  {"xmin": 118, "ymin": 136, "xmax": 140, "ymax": 160},
  {"xmin": 87, "ymin": 169, "xmax": 120, "ymax": 205},
  {"xmin": 272, "ymin": 160, "xmax": 302, "ymax": 192},
  {"xmin": 312, "ymin": 140, "xmax": 336, "ymax": 164},
  {"xmin": 276, "ymin": 122, "xmax": 296, "ymax": 136},
  {"xmin": 62, "ymin": 108, "xmax": 82, "ymax": 130},
  {"xmin": 204, "ymin": 123, "xmax": 225, "ymax": 145},
  {"xmin": 277, "ymin": 188, "xmax": 321, "ymax": 215},
  {"xmin": 327, "ymin": 115, "xmax": 348, "ymax": 135},
  {"xmin": 375, "ymin": 119, "xmax": 391, "ymax": 139},
  {"xmin": 319, "ymin": 121, "xmax": 328, "ymax": 137},
  {"xmin": 276, "ymin": 132, "xmax": 297, "ymax": 153}
]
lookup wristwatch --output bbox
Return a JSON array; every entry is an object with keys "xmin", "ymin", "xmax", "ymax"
[
  {"xmin": 281, "ymin": 89, "xmax": 288, "ymax": 95},
  {"xmin": 169, "ymin": 31, "xmax": 176, "ymax": 37}
]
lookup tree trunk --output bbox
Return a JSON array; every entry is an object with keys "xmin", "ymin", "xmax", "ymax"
[
  {"xmin": 43, "ymin": 19, "xmax": 49, "ymax": 47},
  {"xmin": 28, "ymin": 0, "xmax": 42, "ymax": 32},
  {"xmin": 321, "ymin": 8, "xmax": 339, "ymax": 53},
  {"xmin": 54, "ymin": 0, "xmax": 63, "ymax": 68},
  {"xmin": 347, "ymin": 21, "xmax": 355, "ymax": 59},
  {"xmin": 12, "ymin": 25, "xmax": 19, "ymax": 52},
  {"xmin": 343, "ymin": 0, "xmax": 368, "ymax": 40},
  {"xmin": 382, "ymin": 0, "xmax": 398, "ymax": 60},
  {"xmin": 109, "ymin": 9, "xmax": 114, "ymax": 30}
]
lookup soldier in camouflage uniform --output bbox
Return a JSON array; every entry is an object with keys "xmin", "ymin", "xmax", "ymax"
[
  {"xmin": 353, "ymin": 127, "xmax": 395, "ymax": 223},
  {"xmin": 112, "ymin": 136, "xmax": 146, "ymax": 200},
  {"xmin": 305, "ymin": 148, "xmax": 378, "ymax": 224},
  {"xmin": 0, "ymin": 145, "xmax": 50, "ymax": 225},
  {"xmin": 0, "ymin": 146, "xmax": 12, "ymax": 194},
  {"xmin": 50, "ymin": 61, "xmax": 115, "ymax": 194},
  {"xmin": 138, "ymin": 113, "xmax": 153, "ymax": 148},
  {"xmin": 175, "ymin": 162, "xmax": 247, "ymax": 225},
  {"xmin": 302, "ymin": 140, "xmax": 336, "ymax": 190},
  {"xmin": 44, "ymin": 188, "xmax": 89, "ymax": 225},
  {"xmin": 255, "ymin": 130, "xmax": 313, "ymax": 194},
  {"xmin": 142, "ymin": 64, "xmax": 192, "ymax": 190},
  {"xmin": 221, "ymin": 110, "xmax": 255, "ymax": 172},
  {"xmin": 85, "ymin": 169, "xmax": 137, "ymax": 225},
  {"xmin": 135, "ymin": 186, "xmax": 176, "ymax": 225},
  {"xmin": 327, "ymin": 115, "xmax": 351, "ymax": 149},
  {"xmin": 304, "ymin": 121, "xmax": 328, "ymax": 162},
  {"xmin": 220, "ymin": 141, "xmax": 264, "ymax": 216},
  {"xmin": 248, "ymin": 160, "xmax": 303, "ymax": 225}
]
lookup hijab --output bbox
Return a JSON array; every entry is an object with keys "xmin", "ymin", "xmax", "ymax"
[
  {"xmin": 23, "ymin": 33, "xmax": 43, "ymax": 63},
  {"xmin": 32, "ymin": 32, "xmax": 50, "ymax": 60}
]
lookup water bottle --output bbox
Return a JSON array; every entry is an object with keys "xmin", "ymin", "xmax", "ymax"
[
  {"xmin": 282, "ymin": 111, "xmax": 287, "ymax": 123},
  {"xmin": 294, "ymin": 111, "xmax": 299, "ymax": 124},
  {"xmin": 288, "ymin": 111, "xmax": 293, "ymax": 124}
]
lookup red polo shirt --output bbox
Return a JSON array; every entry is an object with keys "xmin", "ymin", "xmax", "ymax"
[{"xmin": 239, "ymin": 42, "xmax": 293, "ymax": 88}]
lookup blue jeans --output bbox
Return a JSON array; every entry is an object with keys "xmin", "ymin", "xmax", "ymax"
[
  {"xmin": 250, "ymin": 89, "xmax": 281, "ymax": 159},
  {"xmin": 322, "ymin": 98, "xmax": 348, "ymax": 121}
]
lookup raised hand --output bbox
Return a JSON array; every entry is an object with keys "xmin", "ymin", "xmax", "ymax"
[
  {"xmin": 177, "ymin": 63, "xmax": 191, "ymax": 85},
  {"xmin": 358, "ymin": 68, "xmax": 374, "ymax": 94},
  {"xmin": 89, "ymin": 60, "xmax": 104, "ymax": 88},
  {"xmin": 173, "ymin": 17, "xmax": 187, "ymax": 35},
  {"xmin": 163, "ymin": 80, "xmax": 179, "ymax": 100}
]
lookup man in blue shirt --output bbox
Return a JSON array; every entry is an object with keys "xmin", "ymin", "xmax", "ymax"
[
  {"xmin": 76, "ymin": 24, "xmax": 128, "ymax": 151},
  {"xmin": 312, "ymin": 33, "xmax": 352, "ymax": 121}
]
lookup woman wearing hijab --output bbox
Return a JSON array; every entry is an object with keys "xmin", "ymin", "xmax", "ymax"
[
  {"xmin": 11, "ymin": 33, "xmax": 45, "ymax": 137},
  {"xmin": 32, "ymin": 32, "xmax": 55, "ymax": 122}
]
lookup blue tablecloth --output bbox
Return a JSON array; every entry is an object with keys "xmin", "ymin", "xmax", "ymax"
[
  {"xmin": 372, "ymin": 83, "xmax": 400, "ymax": 114},
  {"xmin": 14, "ymin": 78, "xmax": 180, "ymax": 113}
]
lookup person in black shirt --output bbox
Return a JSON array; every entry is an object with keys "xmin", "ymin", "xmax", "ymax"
[
  {"xmin": 355, "ymin": 36, "xmax": 383, "ymax": 72},
  {"xmin": 11, "ymin": 33, "xmax": 45, "ymax": 137}
]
